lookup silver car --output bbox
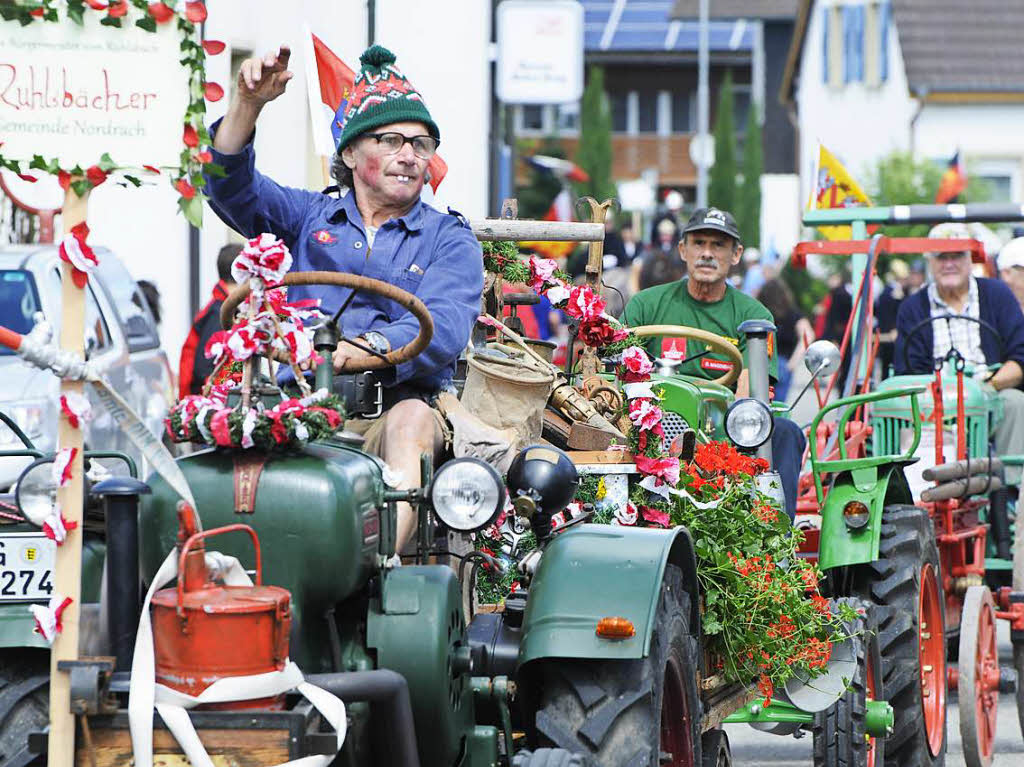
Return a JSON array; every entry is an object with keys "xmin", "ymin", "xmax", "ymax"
[{"xmin": 0, "ymin": 246, "xmax": 174, "ymax": 488}]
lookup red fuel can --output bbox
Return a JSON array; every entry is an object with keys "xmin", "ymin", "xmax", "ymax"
[{"xmin": 151, "ymin": 508, "xmax": 292, "ymax": 710}]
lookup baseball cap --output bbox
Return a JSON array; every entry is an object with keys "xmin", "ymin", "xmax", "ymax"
[
  {"xmin": 999, "ymin": 237, "xmax": 1024, "ymax": 270},
  {"xmin": 925, "ymin": 223, "xmax": 971, "ymax": 257},
  {"xmin": 682, "ymin": 207, "xmax": 741, "ymax": 241}
]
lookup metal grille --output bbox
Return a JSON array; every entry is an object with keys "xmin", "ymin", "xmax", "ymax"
[
  {"xmin": 870, "ymin": 415, "xmax": 989, "ymax": 458},
  {"xmin": 660, "ymin": 411, "xmax": 690, "ymax": 443}
]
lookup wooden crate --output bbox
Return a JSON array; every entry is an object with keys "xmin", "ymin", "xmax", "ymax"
[{"xmin": 75, "ymin": 703, "xmax": 334, "ymax": 767}]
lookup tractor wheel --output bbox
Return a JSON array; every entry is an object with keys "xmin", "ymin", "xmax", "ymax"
[
  {"xmin": 957, "ymin": 586, "xmax": 998, "ymax": 767},
  {"xmin": 853, "ymin": 504, "xmax": 946, "ymax": 767},
  {"xmin": 531, "ymin": 564, "xmax": 701, "ymax": 766},
  {"xmin": 512, "ymin": 748, "xmax": 591, "ymax": 766},
  {"xmin": 0, "ymin": 651, "xmax": 48, "ymax": 767},
  {"xmin": 700, "ymin": 729, "xmax": 731, "ymax": 767},
  {"xmin": 1014, "ymin": 642, "xmax": 1024, "ymax": 742},
  {"xmin": 812, "ymin": 598, "xmax": 885, "ymax": 767}
]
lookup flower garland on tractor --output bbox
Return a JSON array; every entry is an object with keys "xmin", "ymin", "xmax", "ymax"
[
  {"xmin": 164, "ymin": 234, "xmax": 346, "ymax": 450},
  {"xmin": 0, "ymin": 0, "xmax": 224, "ymax": 225},
  {"xmin": 481, "ymin": 244, "xmax": 852, "ymax": 702}
]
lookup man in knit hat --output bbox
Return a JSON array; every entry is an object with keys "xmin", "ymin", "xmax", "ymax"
[{"xmin": 206, "ymin": 44, "xmax": 482, "ymax": 552}]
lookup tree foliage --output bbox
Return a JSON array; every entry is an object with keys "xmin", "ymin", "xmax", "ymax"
[
  {"xmin": 736, "ymin": 103, "xmax": 763, "ymax": 248},
  {"xmin": 574, "ymin": 65, "xmax": 616, "ymax": 202},
  {"xmin": 708, "ymin": 71, "xmax": 737, "ymax": 214}
]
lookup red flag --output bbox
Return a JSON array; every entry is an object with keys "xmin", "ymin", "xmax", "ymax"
[
  {"xmin": 311, "ymin": 33, "xmax": 446, "ymax": 193},
  {"xmin": 936, "ymin": 150, "xmax": 967, "ymax": 204}
]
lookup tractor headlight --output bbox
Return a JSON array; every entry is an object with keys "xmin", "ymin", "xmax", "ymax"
[
  {"xmin": 430, "ymin": 458, "xmax": 504, "ymax": 533},
  {"xmin": 725, "ymin": 398, "xmax": 774, "ymax": 449},
  {"xmin": 15, "ymin": 457, "xmax": 61, "ymax": 526}
]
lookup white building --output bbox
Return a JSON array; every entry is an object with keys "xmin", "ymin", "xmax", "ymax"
[
  {"xmin": 2, "ymin": 0, "xmax": 493, "ymax": 374},
  {"xmin": 780, "ymin": 0, "xmax": 1024, "ymax": 215}
]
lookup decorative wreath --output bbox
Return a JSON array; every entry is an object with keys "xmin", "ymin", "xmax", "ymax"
[
  {"xmin": 0, "ymin": 0, "xmax": 223, "ymax": 225},
  {"xmin": 165, "ymin": 234, "xmax": 346, "ymax": 450}
]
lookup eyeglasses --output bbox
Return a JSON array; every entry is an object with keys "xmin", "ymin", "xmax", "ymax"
[{"xmin": 364, "ymin": 132, "xmax": 439, "ymax": 160}]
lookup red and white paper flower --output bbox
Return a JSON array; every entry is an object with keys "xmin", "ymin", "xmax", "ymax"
[
  {"xmin": 634, "ymin": 455, "xmax": 681, "ymax": 488},
  {"xmin": 30, "ymin": 595, "xmax": 73, "ymax": 644},
  {"xmin": 231, "ymin": 233, "xmax": 293, "ymax": 285},
  {"xmin": 628, "ymin": 398, "xmax": 664, "ymax": 432},
  {"xmin": 613, "ymin": 501, "xmax": 639, "ymax": 526},
  {"xmin": 528, "ymin": 256, "xmax": 559, "ymax": 291},
  {"xmin": 564, "ymin": 285, "xmax": 606, "ymax": 322},
  {"xmin": 59, "ymin": 392, "xmax": 92, "ymax": 429},
  {"xmin": 620, "ymin": 346, "xmax": 654, "ymax": 382},
  {"xmin": 42, "ymin": 509, "xmax": 78, "ymax": 545},
  {"xmin": 52, "ymin": 447, "xmax": 78, "ymax": 488},
  {"xmin": 58, "ymin": 223, "xmax": 99, "ymax": 288}
]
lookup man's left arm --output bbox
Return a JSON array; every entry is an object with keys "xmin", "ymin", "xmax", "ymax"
[
  {"xmin": 375, "ymin": 220, "xmax": 484, "ymax": 384},
  {"xmin": 990, "ymin": 281, "xmax": 1024, "ymax": 390}
]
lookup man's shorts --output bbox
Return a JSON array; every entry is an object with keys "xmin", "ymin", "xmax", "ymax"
[{"xmin": 345, "ymin": 404, "xmax": 448, "ymax": 457}]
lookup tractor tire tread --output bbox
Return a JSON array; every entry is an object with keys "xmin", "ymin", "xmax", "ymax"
[
  {"xmin": 532, "ymin": 565, "xmax": 701, "ymax": 766},
  {"xmin": 853, "ymin": 504, "xmax": 945, "ymax": 767}
]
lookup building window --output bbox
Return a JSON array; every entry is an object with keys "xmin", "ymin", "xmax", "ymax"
[
  {"xmin": 672, "ymin": 91, "xmax": 694, "ymax": 132},
  {"xmin": 556, "ymin": 103, "xmax": 579, "ymax": 133},
  {"xmin": 842, "ymin": 4, "xmax": 865, "ymax": 84},
  {"xmin": 610, "ymin": 92, "xmax": 628, "ymax": 132},
  {"xmin": 520, "ymin": 105, "xmax": 545, "ymax": 133},
  {"xmin": 825, "ymin": 2, "xmax": 889, "ymax": 88},
  {"xmin": 637, "ymin": 90, "xmax": 658, "ymax": 133},
  {"xmin": 972, "ymin": 159, "xmax": 1021, "ymax": 203}
]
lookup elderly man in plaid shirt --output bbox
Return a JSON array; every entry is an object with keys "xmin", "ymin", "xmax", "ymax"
[{"xmin": 895, "ymin": 224, "xmax": 1024, "ymax": 483}]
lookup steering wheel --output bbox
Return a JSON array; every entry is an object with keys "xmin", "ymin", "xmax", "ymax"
[
  {"xmin": 899, "ymin": 313, "xmax": 1002, "ymax": 374},
  {"xmin": 220, "ymin": 270, "xmax": 434, "ymax": 373},
  {"xmin": 629, "ymin": 324, "xmax": 744, "ymax": 388}
]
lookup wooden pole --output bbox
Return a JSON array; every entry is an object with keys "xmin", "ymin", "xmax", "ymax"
[
  {"xmin": 577, "ymin": 197, "xmax": 617, "ymax": 377},
  {"xmin": 48, "ymin": 185, "xmax": 89, "ymax": 767}
]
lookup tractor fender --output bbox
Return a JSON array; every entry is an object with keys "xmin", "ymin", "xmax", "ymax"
[
  {"xmin": 817, "ymin": 462, "xmax": 914, "ymax": 572},
  {"xmin": 518, "ymin": 523, "xmax": 699, "ymax": 665}
]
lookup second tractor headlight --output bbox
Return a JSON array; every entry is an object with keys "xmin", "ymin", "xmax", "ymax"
[
  {"xmin": 430, "ymin": 457, "xmax": 504, "ymax": 532},
  {"xmin": 725, "ymin": 398, "xmax": 774, "ymax": 449}
]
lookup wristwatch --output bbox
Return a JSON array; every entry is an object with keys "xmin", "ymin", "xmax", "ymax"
[{"xmin": 363, "ymin": 331, "xmax": 391, "ymax": 356}]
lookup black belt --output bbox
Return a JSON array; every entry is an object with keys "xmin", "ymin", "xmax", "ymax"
[{"xmin": 332, "ymin": 373, "xmax": 436, "ymax": 419}]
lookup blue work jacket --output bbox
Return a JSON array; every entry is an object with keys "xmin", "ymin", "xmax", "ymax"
[{"xmin": 204, "ymin": 119, "xmax": 483, "ymax": 391}]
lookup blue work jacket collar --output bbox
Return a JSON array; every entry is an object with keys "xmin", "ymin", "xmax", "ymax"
[{"xmin": 327, "ymin": 189, "xmax": 425, "ymax": 232}]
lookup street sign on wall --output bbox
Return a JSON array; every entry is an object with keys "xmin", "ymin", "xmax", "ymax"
[{"xmin": 496, "ymin": 0, "xmax": 583, "ymax": 105}]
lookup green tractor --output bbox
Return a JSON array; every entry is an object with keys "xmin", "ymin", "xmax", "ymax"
[{"xmin": 0, "ymin": 262, "xmax": 890, "ymax": 767}]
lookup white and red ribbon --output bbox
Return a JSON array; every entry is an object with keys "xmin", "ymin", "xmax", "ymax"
[
  {"xmin": 30, "ymin": 595, "xmax": 73, "ymax": 644},
  {"xmin": 58, "ymin": 222, "xmax": 99, "ymax": 288},
  {"xmin": 52, "ymin": 447, "xmax": 78, "ymax": 487},
  {"xmin": 60, "ymin": 392, "xmax": 92, "ymax": 429},
  {"xmin": 42, "ymin": 508, "xmax": 78, "ymax": 545}
]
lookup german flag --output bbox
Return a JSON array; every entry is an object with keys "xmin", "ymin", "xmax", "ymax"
[{"xmin": 935, "ymin": 150, "xmax": 967, "ymax": 204}]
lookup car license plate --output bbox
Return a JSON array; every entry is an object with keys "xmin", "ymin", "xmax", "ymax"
[{"xmin": 0, "ymin": 533, "xmax": 55, "ymax": 602}]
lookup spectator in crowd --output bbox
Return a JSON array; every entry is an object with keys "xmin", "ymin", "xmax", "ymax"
[
  {"xmin": 999, "ymin": 237, "xmax": 1024, "ymax": 312},
  {"xmin": 136, "ymin": 280, "xmax": 162, "ymax": 327},
  {"xmin": 875, "ymin": 259, "xmax": 909, "ymax": 375},
  {"xmin": 907, "ymin": 259, "xmax": 927, "ymax": 294},
  {"xmin": 178, "ymin": 244, "xmax": 240, "ymax": 398},
  {"xmin": 757, "ymin": 278, "xmax": 815, "ymax": 401},
  {"xmin": 741, "ymin": 247, "xmax": 766, "ymax": 296},
  {"xmin": 618, "ymin": 223, "xmax": 642, "ymax": 265},
  {"xmin": 631, "ymin": 218, "xmax": 685, "ymax": 293},
  {"xmin": 648, "ymin": 189, "xmax": 684, "ymax": 247}
]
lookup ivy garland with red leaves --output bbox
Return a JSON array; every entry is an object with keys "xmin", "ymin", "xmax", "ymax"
[{"xmin": 0, "ymin": 0, "xmax": 224, "ymax": 226}]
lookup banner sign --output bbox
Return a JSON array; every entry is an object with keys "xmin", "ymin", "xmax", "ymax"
[
  {"xmin": 0, "ymin": 14, "xmax": 188, "ymax": 169},
  {"xmin": 497, "ymin": 0, "xmax": 583, "ymax": 105},
  {"xmin": 0, "ymin": 1, "xmax": 221, "ymax": 225}
]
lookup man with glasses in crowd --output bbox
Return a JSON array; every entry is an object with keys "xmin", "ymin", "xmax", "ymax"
[
  {"xmin": 205, "ymin": 44, "xmax": 482, "ymax": 552},
  {"xmin": 894, "ymin": 223, "xmax": 1024, "ymax": 484}
]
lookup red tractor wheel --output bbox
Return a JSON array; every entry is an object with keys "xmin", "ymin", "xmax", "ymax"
[{"xmin": 958, "ymin": 586, "xmax": 999, "ymax": 767}]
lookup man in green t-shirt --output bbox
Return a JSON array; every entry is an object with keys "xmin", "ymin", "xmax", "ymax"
[{"xmin": 621, "ymin": 206, "xmax": 806, "ymax": 518}]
